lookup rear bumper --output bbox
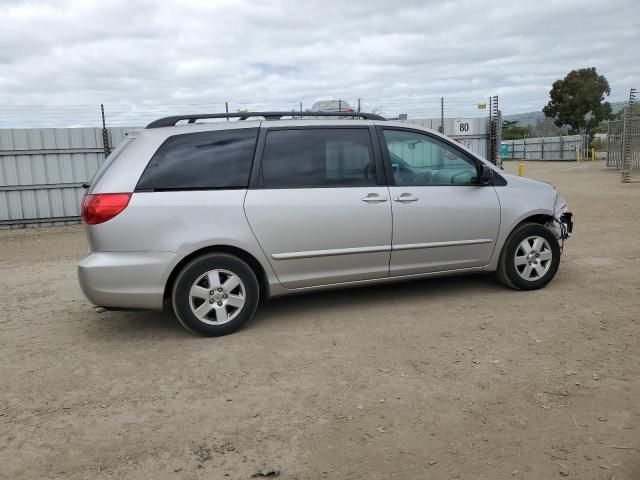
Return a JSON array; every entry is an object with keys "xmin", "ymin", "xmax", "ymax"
[{"xmin": 78, "ymin": 251, "xmax": 176, "ymax": 310}]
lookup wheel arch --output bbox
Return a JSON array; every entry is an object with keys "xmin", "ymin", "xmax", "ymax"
[
  {"xmin": 495, "ymin": 219, "xmax": 561, "ymax": 290},
  {"xmin": 163, "ymin": 245, "xmax": 270, "ymax": 305},
  {"xmin": 488, "ymin": 211, "xmax": 556, "ymax": 272},
  {"xmin": 500, "ymin": 213, "xmax": 556, "ymax": 252},
  {"xmin": 513, "ymin": 213, "xmax": 555, "ymax": 229}
]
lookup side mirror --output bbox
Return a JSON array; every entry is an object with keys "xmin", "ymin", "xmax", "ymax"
[{"xmin": 480, "ymin": 165, "xmax": 493, "ymax": 185}]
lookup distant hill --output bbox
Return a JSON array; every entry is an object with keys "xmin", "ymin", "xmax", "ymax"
[
  {"xmin": 503, "ymin": 101, "xmax": 627, "ymax": 127},
  {"xmin": 502, "ymin": 111, "xmax": 544, "ymax": 127}
]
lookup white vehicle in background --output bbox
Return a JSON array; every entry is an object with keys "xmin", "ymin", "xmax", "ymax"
[{"xmin": 310, "ymin": 99, "xmax": 355, "ymax": 113}]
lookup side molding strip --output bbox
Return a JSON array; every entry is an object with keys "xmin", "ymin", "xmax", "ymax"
[
  {"xmin": 272, "ymin": 245, "xmax": 390, "ymax": 260},
  {"xmin": 393, "ymin": 239, "xmax": 494, "ymax": 251},
  {"xmin": 272, "ymin": 239, "xmax": 494, "ymax": 260}
]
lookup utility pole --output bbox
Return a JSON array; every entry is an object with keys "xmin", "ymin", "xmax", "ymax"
[{"xmin": 100, "ymin": 103, "xmax": 111, "ymax": 158}]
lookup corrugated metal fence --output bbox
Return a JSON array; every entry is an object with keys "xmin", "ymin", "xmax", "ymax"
[
  {"xmin": 0, "ymin": 127, "xmax": 130, "ymax": 228},
  {"xmin": 403, "ymin": 117, "xmax": 490, "ymax": 161},
  {"xmin": 501, "ymin": 135, "xmax": 586, "ymax": 161},
  {"xmin": 0, "ymin": 118, "xmax": 490, "ymax": 228}
]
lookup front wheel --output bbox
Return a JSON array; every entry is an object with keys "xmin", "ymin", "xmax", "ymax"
[
  {"xmin": 172, "ymin": 253, "xmax": 260, "ymax": 336},
  {"xmin": 496, "ymin": 223, "xmax": 561, "ymax": 290}
]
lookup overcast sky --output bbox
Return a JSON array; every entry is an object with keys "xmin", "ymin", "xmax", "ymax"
[{"xmin": 1, "ymin": 0, "xmax": 638, "ymax": 126}]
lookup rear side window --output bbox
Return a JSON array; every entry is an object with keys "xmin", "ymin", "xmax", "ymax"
[
  {"xmin": 136, "ymin": 128, "xmax": 258, "ymax": 190},
  {"xmin": 260, "ymin": 128, "xmax": 376, "ymax": 188}
]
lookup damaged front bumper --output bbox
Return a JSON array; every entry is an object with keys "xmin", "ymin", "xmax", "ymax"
[
  {"xmin": 559, "ymin": 211, "xmax": 573, "ymax": 238},
  {"xmin": 548, "ymin": 193, "xmax": 573, "ymax": 240}
]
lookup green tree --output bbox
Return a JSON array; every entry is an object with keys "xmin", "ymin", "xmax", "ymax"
[
  {"xmin": 543, "ymin": 67, "xmax": 612, "ymax": 135},
  {"xmin": 501, "ymin": 120, "xmax": 531, "ymax": 140}
]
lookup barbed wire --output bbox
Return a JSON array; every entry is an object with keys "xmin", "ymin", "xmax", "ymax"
[{"xmin": 0, "ymin": 96, "xmax": 503, "ymax": 128}]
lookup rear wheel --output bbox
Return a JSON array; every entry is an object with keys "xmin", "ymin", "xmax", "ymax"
[
  {"xmin": 496, "ymin": 223, "xmax": 561, "ymax": 290},
  {"xmin": 172, "ymin": 253, "xmax": 260, "ymax": 336}
]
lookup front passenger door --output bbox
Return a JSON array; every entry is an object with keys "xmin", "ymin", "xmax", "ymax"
[{"xmin": 380, "ymin": 128, "xmax": 501, "ymax": 276}]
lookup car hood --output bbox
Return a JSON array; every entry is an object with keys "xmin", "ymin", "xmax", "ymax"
[
  {"xmin": 501, "ymin": 172, "xmax": 568, "ymax": 217},
  {"xmin": 501, "ymin": 172, "xmax": 556, "ymax": 193}
]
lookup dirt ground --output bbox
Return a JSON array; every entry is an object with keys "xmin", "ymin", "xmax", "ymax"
[{"xmin": 1, "ymin": 160, "xmax": 639, "ymax": 479}]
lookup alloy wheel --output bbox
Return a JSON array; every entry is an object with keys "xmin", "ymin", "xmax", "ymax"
[{"xmin": 188, "ymin": 269, "xmax": 246, "ymax": 325}]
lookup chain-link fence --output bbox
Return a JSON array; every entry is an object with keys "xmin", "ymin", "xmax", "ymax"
[
  {"xmin": 607, "ymin": 89, "xmax": 640, "ymax": 182},
  {"xmin": 612, "ymin": 89, "xmax": 639, "ymax": 182},
  {"xmin": 0, "ymin": 96, "xmax": 501, "ymax": 129}
]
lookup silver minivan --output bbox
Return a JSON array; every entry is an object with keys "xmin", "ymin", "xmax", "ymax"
[{"xmin": 78, "ymin": 111, "xmax": 573, "ymax": 336}]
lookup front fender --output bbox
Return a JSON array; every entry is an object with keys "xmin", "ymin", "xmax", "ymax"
[{"xmin": 487, "ymin": 174, "xmax": 559, "ymax": 270}]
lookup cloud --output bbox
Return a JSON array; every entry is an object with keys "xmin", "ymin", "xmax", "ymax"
[{"xmin": 0, "ymin": 0, "xmax": 638, "ymax": 126}]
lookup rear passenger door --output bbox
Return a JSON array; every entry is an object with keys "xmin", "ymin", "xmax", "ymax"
[{"xmin": 244, "ymin": 127, "xmax": 392, "ymax": 289}]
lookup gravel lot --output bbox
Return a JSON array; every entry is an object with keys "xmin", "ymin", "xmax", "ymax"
[{"xmin": 1, "ymin": 160, "xmax": 639, "ymax": 479}]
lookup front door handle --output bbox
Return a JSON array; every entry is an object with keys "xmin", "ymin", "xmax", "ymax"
[
  {"xmin": 393, "ymin": 193, "xmax": 419, "ymax": 203},
  {"xmin": 361, "ymin": 194, "xmax": 388, "ymax": 203}
]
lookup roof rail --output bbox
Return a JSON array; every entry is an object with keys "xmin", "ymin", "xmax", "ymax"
[{"xmin": 145, "ymin": 111, "xmax": 386, "ymax": 128}]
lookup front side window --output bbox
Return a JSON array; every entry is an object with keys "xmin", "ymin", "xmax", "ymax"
[
  {"xmin": 136, "ymin": 128, "xmax": 258, "ymax": 190},
  {"xmin": 382, "ymin": 129, "xmax": 479, "ymax": 186},
  {"xmin": 261, "ymin": 128, "xmax": 376, "ymax": 188}
]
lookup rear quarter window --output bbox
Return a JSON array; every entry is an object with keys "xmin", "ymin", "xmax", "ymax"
[
  {"xmin": 88, "ymin": 137, "xmax": 134, "ymax": 194},
  {"xmin": 136, "ymin": 128, "xmax": 258, "ymax": 191}
]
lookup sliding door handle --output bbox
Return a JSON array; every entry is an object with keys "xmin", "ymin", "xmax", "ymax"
[{"xmin": 361, "ymin": 194, "xmax": 388, "ymax": 203}]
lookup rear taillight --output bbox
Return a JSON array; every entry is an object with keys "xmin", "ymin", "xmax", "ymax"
[{"xmin": 81, "ymin": 193, "xmax": 132, "ymax": 225}]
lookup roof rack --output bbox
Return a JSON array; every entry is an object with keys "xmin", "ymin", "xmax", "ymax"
[{"xmin": 145, "ymin": 111, "xmax": 386, "ymax": 128}]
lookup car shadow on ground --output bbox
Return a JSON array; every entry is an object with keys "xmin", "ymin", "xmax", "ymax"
[
  {"xmin": 82, "ymin": 307, "xmax": 187, "ymax": 339},
  {"xmin": 249, "ymin": 273, "xmax": 502, "ymax": 331},
  {"xmin": 82, "ymin": 273, "xmax": 503, "ymax": 339}
]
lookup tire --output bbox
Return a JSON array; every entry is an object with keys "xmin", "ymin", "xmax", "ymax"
[
  {"xmin": 172, "ymin": 253, "xmax": 260, "ymax": 336},
  {"xmin": 496, "ymin": 223, "xmax": 561, "ymax": 291}
]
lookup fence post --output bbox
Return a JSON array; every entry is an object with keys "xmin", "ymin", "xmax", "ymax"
[
  {"xmin": 439, "ymin": 97, "xmax": 444, "ymax": 133},
  {"xmin": 100, "ymin": 103, "xmax": 111, "ymax": 159},
  {"xmin": 621, "ymin": 88, "xmax": 637, "ymax": 182},
  {"xmin": 606, "ymin": 120, "xmax": 610, "ymax": 166},
  {"xmin": 540, "ymin": 138, "xmax": 544, "ymax": 161},
  {"xmin": 496, "ymin": 108, "xmax": 502, "ymax": 164}
]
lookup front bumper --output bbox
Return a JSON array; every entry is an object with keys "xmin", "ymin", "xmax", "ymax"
[{"xmin": 78, "ymin": 251, "xmax": 176, "ymax": 310}]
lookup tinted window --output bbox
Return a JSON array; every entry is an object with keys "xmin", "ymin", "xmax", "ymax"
[
  {"xmin": 261, "ymin": 129, "xmax": 376, "ymax": 188},
  {"xmin": 382, "ymin": 129, "xmax": 479, "ymax": 186},
  {"xmin": 137, "ymin": 128, "xmax": 258, "ymax": 190}
]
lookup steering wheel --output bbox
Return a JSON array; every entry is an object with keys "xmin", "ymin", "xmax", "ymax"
[
  {"xmin": 396, "ymin": 167, "xmax": 417, "ymax": 185},
  {"xmin": 451, "ymin": 170, "xmax": 472, "ymax": 184}
]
